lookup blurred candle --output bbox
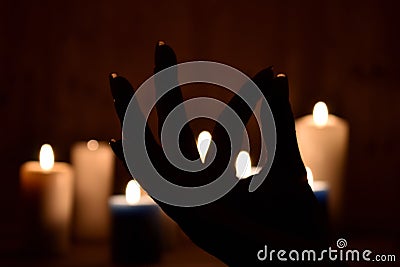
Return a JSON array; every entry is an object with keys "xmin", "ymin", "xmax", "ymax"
[
  {"xmin": 296, "ymin": 102, "xmax": 349, "ymax": 224},
  {"xmin": 71, "ymin": 140, "xmax": 114, "ymax": 240},
  {"xmin": 235, "ymin": 151, "xmax": 262, "ymax": 179},
  {"xmin": 197, "ymin": 131, "xmax": 212, "ymax": 163},
  {"xmin": 306, "ymin": 166, "xmax": 328, "ymax": 207},
  {"xmin": 20, "ymin": 144, "xmax": 74, "ymax": 256},
  {"xmin": 109, "ymin": 180, "xmax": 161, "ymax": 264}
]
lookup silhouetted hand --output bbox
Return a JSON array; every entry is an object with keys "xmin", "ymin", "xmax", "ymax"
[{"xmin": 109, "ymin": 42, "xmax": 330, "ymax": 266}]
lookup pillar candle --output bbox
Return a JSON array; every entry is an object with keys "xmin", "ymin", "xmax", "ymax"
[
  {"xmin": 296, "ymin": 102, "xmax": 349, "ymax": 225},
  {"xmin": 306, "ymin": 166, "xmax": 328, "ymax": 207},
  {"xmin": 71, "ymin": 140, "xmax": 114, "ymax": 240},
  {"xmin": 20, "ymin": 144, "xmax": 74, "ymax": 256},
  {"xmin": 109, "ymin": 180, "xmax": 161, "ymax": 264}
]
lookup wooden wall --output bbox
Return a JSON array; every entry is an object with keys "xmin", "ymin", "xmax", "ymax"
[{"xmin": 1, "ymin": 0, "xmax": 399, "ymax": 241}]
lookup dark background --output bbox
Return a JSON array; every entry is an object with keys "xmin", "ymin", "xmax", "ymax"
[{"xmin": 1, "ymin": 0, "xmax": 399, "ymax": 260}]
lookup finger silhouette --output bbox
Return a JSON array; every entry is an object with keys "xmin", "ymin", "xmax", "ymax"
[
  {"xmin": 109, "ymin": 73, "xmax": 135, "ymax": 162},
  {"xmin": 260, "ymin": 74, "xmax": 306, "ymax": 184},
  {"xmin": 109, "ymin": 73, "xmax": 135, "ymax": 125},
  {"xmin": 153, "ymin": 42, "xmax": 198, "ymax": 161}
]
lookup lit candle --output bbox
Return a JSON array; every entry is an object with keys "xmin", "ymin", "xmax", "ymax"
[
  {"xmin": 20, "ymin": 144, "xmax": 74, "ymax": 256},
  {"xmin": 197, "ymin": 131, "xmax": 212, "ymax": 163},
  {"xmin": 306, "ymin": 166, "xmax": 328, "ymax": 207},
  {"xmin": 71, "ymin": 140, "xmax": 114, "ymax": 240},
  {"xmin": 235, "ymin": 151, "xmax": 262, "ymax": 179},
  {"xmin": 196, "ymin": 132, "xmax": 263, "ymax": 179},
  {"xmin": 296, "ymin": 102, "xmax": 349, "ymax": 224},
  {"xmin": 109, "ymin": 180, "xmax": 161, "ymax": 264}
]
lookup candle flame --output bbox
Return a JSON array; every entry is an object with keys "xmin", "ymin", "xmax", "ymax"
[
  {"xmin": 313, "ymin": 101, "xmax": 329, "ymax": 127},
  {"xmin": 87, "ymin": 139, "xmax": 99, "ymax": 151},
  {"xmin": 39, "ymin": 144, "xmax": 54, "ymax": 171},
  {"xmin": 126, "ymin": 180, "xmax": 141, "ymax": 204},
  {"xmin": 235, "ymin": 151, "xmax": 262, "ymax": 179},
  {"xmin": 197, "ymin": 131, "xmax": 212, "ymax": 163},
  {"xmin": 306, "ymin": 166, "xmax": 314, "ymax": 189}
]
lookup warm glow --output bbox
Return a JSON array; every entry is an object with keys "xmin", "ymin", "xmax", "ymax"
[
  {"xmin": 87, "ymin": 139, "xmax": 99, "ymax": 151},
  {"xmin": 313, "ymin": 101, "xmax": 329, "ymax": 127},
  {"xmin": 197, "ymin": 131, "xmax": 212, "ymax": 163},
  {"xmin": 126, "ymin": 180, "xmax": 141, "ymax": 204},
  {"xmin": 236, "ymin": 151, "xmax": 251, "ymax": 179},
  {"xmin": 235, "ymin": 151, "xmax": 261, "ymax": 179},
  {"xmin": 306, "ymin": 166, "xmax": 314, "ymax": 189},
  {"xmin": 39, "ymin": 144, "xmax": 54, "ymax": 171}
]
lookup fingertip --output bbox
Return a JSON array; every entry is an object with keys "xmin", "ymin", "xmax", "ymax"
[
  {"xmin": 274, "ymin": 73, "xmax": 289, "ymax": 99},
  {"xmin": 108, "ymin": 75, "xmax": 135, "ymax": 124},
  {"xmin": 109, "ymin": 75, "xmax": 134, "ymax": 99},
  {"xmin": 109, "ymin": 139, "xmax": 124, "ymax": 160},
  {"xmin": 109, "ymin": 138, "xmax": 117, "ymax": 150},
  {"xmin": 109, "ymin": 72, "xmax": 118, "ymax": 79},
  {"xmin": 154, "ymin": 41, "xmax": 177, "ymax": 72},
  {"xmin": 264, "ymin": 65, "xmax": 274, "ymax": 79},
  {"xmin": 253, "ymin": 66, "xmax": 275, "ymax": 84},
  {"xmin": 267, "ymin": 65, "xmax": 274, "ymax": 76},
  {"xmin": 109, "ymin": 138, "xmax": 116, "ymax": 144}
]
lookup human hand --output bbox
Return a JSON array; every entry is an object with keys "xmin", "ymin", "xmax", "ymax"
[{"xmin": 109, "ymin": 42, "xmax": 328, "ymax": 266}]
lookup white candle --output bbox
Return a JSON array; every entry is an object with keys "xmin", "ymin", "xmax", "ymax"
[
  {"xmin": 20, "ymin": 144, "xmax": 74, "ymax": 255},
  {"xmin": 71, "ymin": 140, "xmax": 114, "ymax": 240},
  {"xmin": 296, "ymin": 102, "xmax": 349, "ymax": 224}
]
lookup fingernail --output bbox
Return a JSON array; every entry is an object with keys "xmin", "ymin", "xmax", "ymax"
[
  {"xmin": 109, "ymin": 139, "xmax": 117, "ymax": 150},
  {"xmin": 109, "ymin": 72, "xmax": 118, "ymax": 79},
  {"xmin": 158, "ymin": 40, "xmax": 166, "ymax": 46},
  {"xmin": 277, "ymin": 73, "xmax": 286, "ymax": 78}
]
